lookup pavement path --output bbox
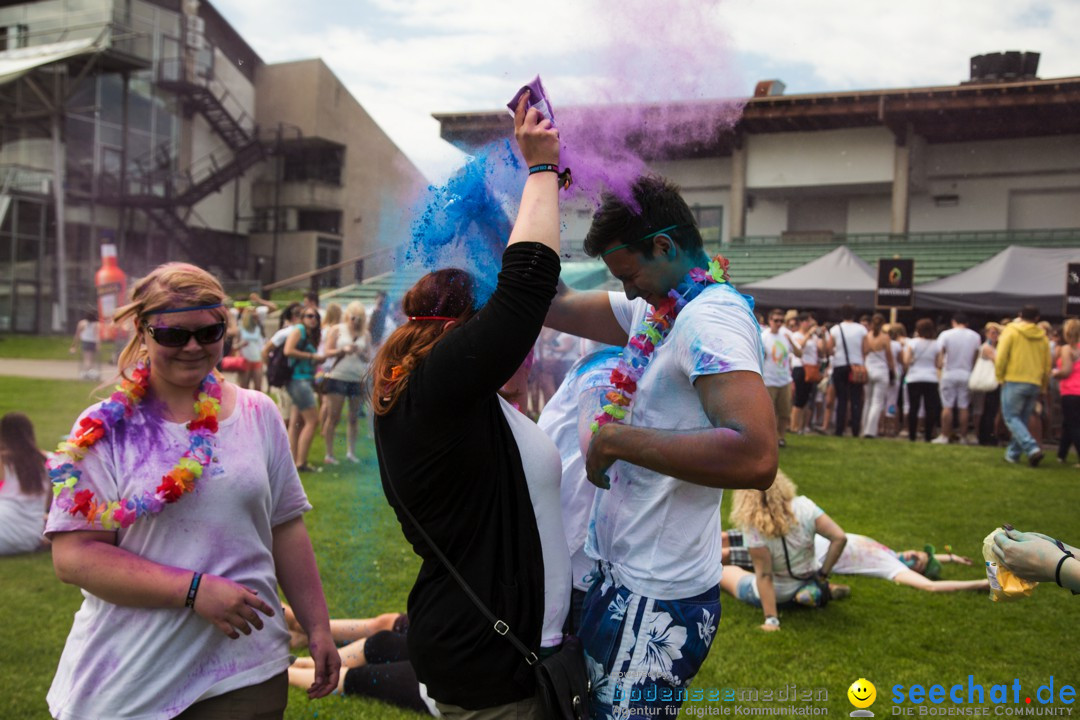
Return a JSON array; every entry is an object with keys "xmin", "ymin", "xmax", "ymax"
[{"xmin": 0, "ymin": 357, "xmax": 95, "ymax": 380}]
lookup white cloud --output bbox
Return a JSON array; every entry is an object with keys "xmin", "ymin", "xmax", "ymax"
[{"xmin": 211, "ymin": 0, "xmax": 1078, "ymax": 180}]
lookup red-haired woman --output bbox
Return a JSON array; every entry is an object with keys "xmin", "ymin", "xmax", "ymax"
[
  {"xmin": 370, "ymin": 93, "xmax": 567, "ymax": 716},
  {"xmin": 45, "ymin": 262, "xmax": 339, "ymax": 719},
  {"xmin": 0, "ymin": 412, "xmax": 49, "ymax": 555}
]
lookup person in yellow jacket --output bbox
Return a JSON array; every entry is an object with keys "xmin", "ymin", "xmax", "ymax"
[{"xmin": 995, "ymin": 305, "xmax": 1051, "ymax": 466}]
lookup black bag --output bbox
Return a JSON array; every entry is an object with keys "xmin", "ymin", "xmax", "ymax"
[
  {"xmin": 380, "ymin": 443, "xmax": 590, "ymax": 719},
  {"xmin": 266, "ymin": 344, "xmax": 293, "ymax": 388},
  {"xmin": 534, "ymin": 635, "xmax": 591, "ymax": 719}
]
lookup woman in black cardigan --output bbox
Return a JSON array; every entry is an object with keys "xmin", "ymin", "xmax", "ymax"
[{"xmin": 371, "ymin": 92, "xmax": 567, "ymax": 716}]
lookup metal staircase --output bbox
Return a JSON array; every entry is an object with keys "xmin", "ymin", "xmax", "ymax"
[{"xmin": 106, "ymin": 57, "xmax": 271, "ymax": 277}]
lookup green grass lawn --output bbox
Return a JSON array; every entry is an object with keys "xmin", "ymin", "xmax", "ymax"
[
  {"xmin": 2, "ymin": 376, "xmax": 1078, "ymax": 719},
  {"xmin": 0, "ymin": 335, "xmax": 106, "ymax": 361}
]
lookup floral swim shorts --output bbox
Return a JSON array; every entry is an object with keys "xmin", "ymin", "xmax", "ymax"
[{"xmin": 577, "ymin": 567, "xmax": 721, "ymax": 719}]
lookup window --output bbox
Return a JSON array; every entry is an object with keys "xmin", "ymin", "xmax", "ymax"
[
  {"xmin": 316, "ymin": 237, "xmax": 342, "ymax": 288},
  {"xmin": 282, "ymin": 145, "xmax": 345, "ymax": 186},
  {"xmin": 0, "ymin": 24, "xmax": 29, "ymax": 51},
  {"xmin": 692, "ymin": 205, "xmax": 723, "ymax": 243},
  {"xmin": 297, "ymin": 210, "xmax": 342, "ymax": 235}
]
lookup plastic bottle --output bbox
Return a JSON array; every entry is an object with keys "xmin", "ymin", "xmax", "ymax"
[{"xmin": 95, "ymin": 243, "xmax": 127, "ymax": 342}]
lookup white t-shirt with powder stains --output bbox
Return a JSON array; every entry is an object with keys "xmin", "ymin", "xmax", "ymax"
[
  {"xmin": 45, "ymin": 389, "xmax": 311, "ymax": 720},
  {"xmin": 585, "ymin": 283, "xmax": 763, "ymax": 600}
]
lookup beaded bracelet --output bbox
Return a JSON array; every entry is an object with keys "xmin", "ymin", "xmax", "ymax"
[{"xmin": 185, "ymin": 571, "xmax": 203, "ymax": 609}]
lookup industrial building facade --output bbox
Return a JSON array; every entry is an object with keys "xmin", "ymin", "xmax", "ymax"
[{"xmin": 0, "ymin": 0, "xmax": 424, "ymax": 332}]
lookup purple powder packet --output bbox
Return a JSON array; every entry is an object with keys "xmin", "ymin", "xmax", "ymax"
[{"xmin": 506, "ymin": 75, "xmax": 556, "ymax": 127}]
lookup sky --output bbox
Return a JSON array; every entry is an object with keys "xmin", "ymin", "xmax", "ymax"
[{"xmin": 211, "ymin": 0, "xmax": 1078, "ymax": 183}]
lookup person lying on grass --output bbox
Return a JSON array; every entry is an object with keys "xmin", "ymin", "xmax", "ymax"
[
  {"xmin": 285, "ymin": 605, "xmax": 439, "ymax": 716},
  {"xmin": 724, "ymin": 531, "xmax": 989, "ymax": 593},
  {"xmin": 719, "ymin": 470, "xmax": 850, "ymax": 632}
]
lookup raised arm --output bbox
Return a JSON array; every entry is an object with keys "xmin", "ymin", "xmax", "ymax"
[{"xmin": 507, "ymin": 90, "xmax": 559, "ymax": 255}]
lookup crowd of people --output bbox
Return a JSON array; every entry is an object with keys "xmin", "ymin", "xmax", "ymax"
[
  {"xmin": 2, "ymin": 92, "xmax": 1073, "ymax": 720},
  {"xmin": 748, "ymin": 302, "xmax": 1067, "ymax": 468}
]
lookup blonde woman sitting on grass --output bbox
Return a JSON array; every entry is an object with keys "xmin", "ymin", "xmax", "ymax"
[{"xmin": 719, "ymin": 470, "xmax": 850, "ymax": 632}]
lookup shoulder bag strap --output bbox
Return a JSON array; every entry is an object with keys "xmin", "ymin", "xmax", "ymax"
[
  {"xmin": 838, "ymin": 325, "xmax": 852, "ymax": 365},
  {"xmin": 375, "ymin": 433, "xmax": 539, "ymax": 666},
  {"xmin": 780, "ymin": 536, "xmax": 816, "ymax": 581}
]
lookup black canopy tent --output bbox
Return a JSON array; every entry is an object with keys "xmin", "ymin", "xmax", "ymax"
[
  {"xmin": 741, "ymin": 246, "xmax": 877, "ymax": 311},
  {"xmin": 915, "ymin": 246, "xmax": 1080, "ymax": 317}
]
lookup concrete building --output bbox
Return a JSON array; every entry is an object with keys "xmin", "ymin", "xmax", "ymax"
[
  {"xmin": 434, "ymin": 53, "xmax": 1080, "ymax": 288},
  {"xmin": 0, "ymin": 0, "xmax": 423, "ymax": 333}
]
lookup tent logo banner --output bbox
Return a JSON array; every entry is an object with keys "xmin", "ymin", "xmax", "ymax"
[
  {"xmin": 876, "ymin": 258, "xmax": 914, "ymax": 309},
  {"xmin": 1065, "ymin": 263, "xmax": 1080, "ymax": 315}
]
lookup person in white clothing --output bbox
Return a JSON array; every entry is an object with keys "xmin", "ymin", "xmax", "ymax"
[
  {"xmin": 46, "ymin": 264, "xmax": 339, "ymax": 720},
  {"xmin": 537, "ymin": 346, "xmax": 622, "ymax": 632},
  {"xmin": 825, "ymin": 304, "xmax": 868, "ymax": 436},
  {"xmin": 791, "ymin": 313, "xmax": 823, "ymax": 435},
  {"xmin": 544, "ymin": 174, "xmax": 776, "ymax": 718},
  {"xmin": 0, "ymin": 412, "xmax": 49, "ymax": 555},
  {"xmin": 321, "ymin": 301, "xmax": 372, "ymax": 464},
  {"xmin": 761, "ymin": 308, "xmax": 802, "ymax": 447},
  {"xmin": 860, "ymin": 314, "xmax": 896, "ymax": 438},
  {"xmin": 720, "ymin": 470, "xmax": 849, "ymax": 631},
  {"xmin": 935, "ymin": 313, "xmax": 982, "ymax": 444},
  {"xmin": 70, "ymin": 311, "xmax": 101, "ymax": 380}
]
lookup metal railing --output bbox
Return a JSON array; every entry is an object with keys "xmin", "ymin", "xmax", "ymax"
[
  {"xmin": 263, "ymin": 246, "xmax": 398, "ymax": 294},
  {"xmin": 728, "ymin": 228, "xmax": 1080, "ymax": 246}
]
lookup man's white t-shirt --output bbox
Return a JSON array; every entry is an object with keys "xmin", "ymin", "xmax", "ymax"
[
  {"xmin": 830, "ymin": 322, "xmax": 867, "ymax": 366},
  {"xmin": 537, "ymin": 348, "xmax": 623, "ymax": 592},
  {"xmin": 761, "ymin": 328, "xmax": 795, "ymax": 388},
  {"xmin": 585, "ymin": 283, "xmax": 763, "ymax": 600},
  {"xmin": 743, "ymin": 496, "xmax": 823, "ymax": 602},
  {"xmin": 938, "ymin": 326, "xmax": 982, "ymax": 381},
  {"xmin": 814, "ymin": 533, "xmax": 909, "ymax": 580},
  {"xmin": 45, "ymin": 390, "xmax": 311, "ymax": 720}
]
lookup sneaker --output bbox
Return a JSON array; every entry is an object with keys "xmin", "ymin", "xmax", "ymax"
[
  {"xmin": 345, "ymin": 452, "xmax": 359, "ymax": 463},
  {"xmin": 778, "ymin": 437, "xmax": 786, "ymax": 448},
  {"xmin": 323, "ymin": 455, "xmax": 339, "ymax": 466},
  {"xmin": 931, "ymin": 435, "xmax": 950, "ymax": 445},
  {"xmin": 829, "ymin": 584, "xmax": 852, "ymax": 600},
  {"xmin": 1004, "ymin": 454, "xmax": 1019, "ymax": 464},
  {"xmin": 296, "ymin": 464, "xmax": 321, "ymax": 473},
  {"xmin": 1028, "ymin": 450, "xmax": 1044, "ymax": 468}
]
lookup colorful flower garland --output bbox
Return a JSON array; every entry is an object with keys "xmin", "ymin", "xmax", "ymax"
[
  {"xmin": 591, "ymin": 254, "xmax": 730, "ymax": 433},
  {"xmin": 48, "ymin": 362, "xmax": 222, "ymax": 530}
]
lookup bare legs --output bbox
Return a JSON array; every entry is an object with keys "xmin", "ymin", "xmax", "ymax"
[
  {"xmin": 285, "ymin": 605, "xmax": 402, "ymax": 693},
  {"xmin": 289, "ymin": 405, "xmax": 319, "ymax": 468}
]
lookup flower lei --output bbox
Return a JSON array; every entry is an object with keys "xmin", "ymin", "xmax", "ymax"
[
  {"xmin": 591, "ymin": 254, "xmax": 730, "ymax": 433},
  {"xmin": 48, "ymin": 362, "xmax": 222, "ymax": 530}
]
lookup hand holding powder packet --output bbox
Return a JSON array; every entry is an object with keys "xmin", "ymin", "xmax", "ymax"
[
  {"xmin": 507, "ymin": 75, "xmax": 556, "ymax": 127},
  {"xmin": 983, "ymin": 527, "xmax": 1038, "ymax": 601}
]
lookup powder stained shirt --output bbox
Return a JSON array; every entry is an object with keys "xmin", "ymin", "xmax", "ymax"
[
  {"xmin": 586, "ymin": 283, "xmax": 763, "ymax": 600},
  {"xmin": 743, "ymin": 496, "xmax": 824, "ymax": 602},
  {"xmin": 45, "ymin": 389, "xmax": 311, "ymax": 720},
  {"xmin": 814, "ymin": 533, "xmax": 909, "ymax": 580}
]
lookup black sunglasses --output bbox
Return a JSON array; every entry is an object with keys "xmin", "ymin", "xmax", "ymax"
[
  {"xmin": 302, "ymin": 313, "xmax": 320, "ymax": 320},
  {"xmin": 145, "ymin": 322, "xmax": 226, "ymax": 348}
]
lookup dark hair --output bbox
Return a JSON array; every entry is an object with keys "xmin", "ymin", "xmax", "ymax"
[
  {"xmin": 839, "ymin": 304, "xmax": 856, "ymax": 321},
  {"xmin": 371, "ymin": 269, "xmax": 476, "ymax": 415},
  {"xmin": 952, "ymin": 312, "xmax": 968, "ymax": 326},
  {"xmin": 299, "ymin": 309, "xmax": 322, "ymax": 351},
  {"xmin": 0, "ymin": 413, "xmax": 47, "ymax": 495},
  {"xmin": 870, "ymin": 313, "xmax": 886, "ymax": 337},
  {"xmin": 915, "ymin": 317, "xmax": 937, "ymax": 339},
  {"xmin": 583, "ymin": 175, "xmax": 703, "ymax": 258},
  {"xmin": 768, "ymin": 308, "xmax": 784, "ymax": 319},
  {"xmin": 304, "ymin": 290, "xmax": 320, "ymax": 306},
  {"xmin": 796, "ymin": 312, "xmax": 813, "ymax": 324},
  {"xmin": 279, "ymin": 302, "xmax": 301, "ymax": 329},
  {"xmin": 1020, "ymin": 305, "xmax": 1040, "ymax": 322}
]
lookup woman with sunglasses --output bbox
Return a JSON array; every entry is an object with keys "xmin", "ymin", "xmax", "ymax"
[
  {"xmin": 369, "ymin": 93, "xmax": 566, "ymax": 717},
  {"xmin": 284, "ymin": 308, "xmax": 337, "ymax": 471},
  {"xmin": 45, "ymin": 262, "xmax": 339, "ymax": 720}
]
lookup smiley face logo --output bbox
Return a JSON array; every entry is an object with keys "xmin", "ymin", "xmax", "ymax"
[{"xmin": 848, "ymin": 678, "xmax": 877, "ymax": 709}]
